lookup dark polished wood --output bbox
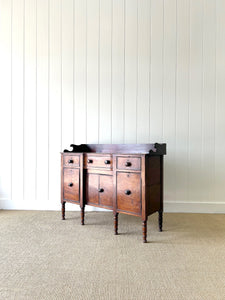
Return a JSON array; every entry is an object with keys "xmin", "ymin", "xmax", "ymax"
[
  {"xmin": 84, "ymin": 154, "xmax": 112, "ymax": 169},
  {"xmin": 116, "ymin": 156, "xmax": 141, "ymax": 171},
  {"xmin": 114, "ymin": 213, "xmax": 118, "ymax": 235},
  {"xmin": 64, "ymin": 143, "xmax": 166, "ymax": 155},
  {"xmin": 62, "ymin": 202, "xmax": 65, "ymax": 220},
  {"xmin": 99, "ymin": 175, "xmax": 113, "ymax": 208},
  {"xmin": 158, "ymin": 210, "xmax": 163, "ymax": 232},
  {"xmin": 63, "ymin": 168, "xmax": 79, "ymax": 202},
  {"xmin": 116, "ymin": 172, "xmax": 141, "ymax": 215},
  {"xmin": 63, "ymin": 155, "xmax": 80, "ymax": 168},
  {"xmin": 61, "ymin": 143, "xmax": 166, "ymax": 243},
  {"xmin": 142, "ymin": 220, "xmax": 147, "ymax": 243},
  {"xmin": 81, "ymin": 207, "xmax": 84, "ymax": 225}
]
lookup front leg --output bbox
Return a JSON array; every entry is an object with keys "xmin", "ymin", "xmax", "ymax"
[
  {"xmin": 142, "ymin": 218, "xmax": 147, "ymax": 243},
  {"xmin": 81, "ymin": 207, "xmax": 85, "ymax": 225},
  {"xmin": 62, "ymin": 202, "xmax": 65, "ymax": 220},
  {"xmin": 114, "ymin": 213, "xmax": 118, "ymax": 235},
  {"xmin": 158, "ymin": 210, "xmax": 163, "ymax": 232}
]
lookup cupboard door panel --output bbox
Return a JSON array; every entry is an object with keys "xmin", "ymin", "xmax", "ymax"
[
  {"xmin": 86, "ymin": 173, "xmax": 99, "ymax": 205},
  {"xmin": 117, "ymin": 172, "xmax": 141, "ymax": 214},
  {"xmin": 63, "ymin": 168, "xmax": 80, "ymax": 202},
  {"xmin": 99, "ymin": 175, "xmax": 113, "ymax": 208}
]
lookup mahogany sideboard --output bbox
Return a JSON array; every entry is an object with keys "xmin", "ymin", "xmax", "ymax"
[{"xmin": 61, "ymin": 143, "xmax": 166, "ymax": 243}]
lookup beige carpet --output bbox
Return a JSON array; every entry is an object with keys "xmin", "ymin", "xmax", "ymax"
[{"xmin": 0, "ymin": 211, "xmax": 225, "ymax": 300}]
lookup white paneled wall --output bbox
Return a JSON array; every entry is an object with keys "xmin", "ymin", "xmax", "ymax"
[{"xmin": 0, "ymin": 0, "xmax": 225, "ymax": 212}]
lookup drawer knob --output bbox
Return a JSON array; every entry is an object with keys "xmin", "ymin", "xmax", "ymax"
[
  {"xmin": 68, "ymin": 183, "xmax": 73, "ymax": 187},
  {"xmin": 68, "ymin": 159, "xmax": 73, "ymax": 164},
  {"xmin": 125, "ymin": 190, "xmax": 131, "ymax": 195},
  {"xmin": 104, "ymin": 160, "xmax": 110, "ymax": 165},
  {"xmin": 87, "ymin": 159, "xmax": 93, "ymax": 163},
  {"xmin": 125, "ymin": 162, "xmax": 131, "ymax": 167},
  {"xmin": 98, "ymin": 188, "xmax": 104, "ymax": 193}
]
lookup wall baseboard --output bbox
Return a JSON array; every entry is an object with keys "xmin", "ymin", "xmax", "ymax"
[
  {"xmin": 1, "ymin": 199, "xmax": 225, "ymax": 213},
  {"xmin": 164, "ymin": 201, "xmax": 225, "ymax": 213}
]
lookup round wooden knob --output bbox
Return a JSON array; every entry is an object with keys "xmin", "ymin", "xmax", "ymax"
[
  {"xmin": 125, "ymin": 190, "xmax": 131, "ymax": 195},
  {"xmin": 98, "ymin": 188, "xmax": 104, "ymax": 193},
  {"xmin": 125, "ymin": 162, "xmax": 131, "ymax": 167},
  {"xmin": 68, "ymin": 183, "xmax": 73, "ymax": 187}
]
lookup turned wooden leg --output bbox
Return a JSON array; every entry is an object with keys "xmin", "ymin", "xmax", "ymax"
[
  {"xmin": 62, "ymin": 202, "xmax": 65, "ymax": 220},
  {"xmin": 142, "ymin": 220, "xmax": 147, "ymax": 243},
  {"xmin": 114, "ymin": 213, "xmax": 118, "ymax": 235},
  {"xmin": 81, "ymin": 207, "xmax": 85, "ymax": 225},
  {"xmin": 158, "ymin": 210, "xmax": 163, "ymax": 232}
]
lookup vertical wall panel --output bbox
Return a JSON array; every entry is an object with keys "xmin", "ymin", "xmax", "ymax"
[
  {"xmin": 163, "ymin": 0, "xmax": 176, "ymax": 203},
  {"xmin": 175, "ymin": 0, "xmax": 190, "ymax": 203},
  {"xmin": 11, "ymin": 0, "xmax": 24, "ymax": 202},
  {"xmin": 49, "ymin": 0, "xmax": 61, "ymax": 206},
  {"xmin": 150, "ymin": 0, "xmax": 164, "ymax": 142},
  {"xmin": 74, "ymin": 0, "xmax": 87, "ymax": 144},
  {"xmin": 215, "ymin": 0, "xmax": 225, "ymax": 203},
  {"xmin": 202, "ymin": 0, "xmax": 216, "ymax": 203},
  {"xmin": 36, "ymin": 0, "xmax": 49, "ymax": 202},
  {"xmin": 24, "ymin": 0, "xmax": 36, "ymax": 202},
  {"xmin": 124, "ymin": 0, "xmax": 137, "ymax": 143},
  {"xmin": 61, "ymin": 0, "xmax": 73, "ymax": 149},
  {"xmin": 189, "ymin": 0, "xmax": 203, "ymax": 203},
  {"xmin": 86, "ymin": 0, "xmax": 99, "ymax": 143},
  {"xmin": 99, "ymin": 0, "xmax": 112, "ymax": 143},
  {"xmin": 0, "ymin": 0, "xmax": 11, "ymax": 201},
  {"xmin": 111, "ymin": 0, "xmax": 124, "ymax": 143},
  {"xmin": 136, "ymin": 0, "xmax": 150, "ymax": 143}
]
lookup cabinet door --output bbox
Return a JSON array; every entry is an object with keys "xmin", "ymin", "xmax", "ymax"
[
  {"xmin": 86, "ymin": 173, "xmax": 99, "ymax": 205},
  {"xmin": 99, "ymin": 175, "xmax": 113, "ymax": 208},
  {"xmin": 116, "ymin": 172, "xmax": 141, "ymax": 215},
  {"xmin": 63, "ymin": 168, "xmax": 80, "ymax": 202}
]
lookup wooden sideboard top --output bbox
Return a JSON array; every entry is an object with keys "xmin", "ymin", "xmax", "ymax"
[{"xmin": 62, "ymin": 143, "xmax": 166, "ymax": 155}]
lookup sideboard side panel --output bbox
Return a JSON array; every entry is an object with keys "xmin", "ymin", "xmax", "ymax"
[{"xmin": 146, "ymin": 156, "xmax": 161, "ymax": 215}]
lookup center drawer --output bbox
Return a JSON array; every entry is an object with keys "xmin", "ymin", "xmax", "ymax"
[{"xmin": 84, "ymin": 154, "xmax": 112, "ymax": 169}]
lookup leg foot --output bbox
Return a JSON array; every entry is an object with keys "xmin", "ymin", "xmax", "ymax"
[
  {"xmin": 81, "ymin": 207, "xmax": 85, "ymax": 225},
  {"xmin": 62, "ymin": 202, "xmax": 65, "ymax": 220},
  {"xmin": 158, "ymin": 210, "xmax": 163, "ymax": 232},
  {"xmin": 114, "ymin": 213, "xmax": 118, "ymax": 235},
  {"xmin": 142, "ymin": 220, "xmax": 147, "ymax": 243}
]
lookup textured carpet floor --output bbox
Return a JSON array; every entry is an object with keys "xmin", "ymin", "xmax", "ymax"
[{"xmin": 0, "ymin": 211, "xmax": 225, "ymax": 300}]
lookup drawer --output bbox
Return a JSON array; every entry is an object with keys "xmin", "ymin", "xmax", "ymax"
[
  {"xmin": 84, "ymin": 154, "xmax": 112, "ymax": 169},
  {"xmin": 117, "ymin": 156, "xmax": 141, "ymax": 171},
  {"xmin": 116, "ymin": 172, "xmax": 141, "ymax": 215},
  {"xmin": 63, "ymin": 168, "xmax": 80, "ymax": 202},
  {"xmin": 63, "ymin": 155, "xmax": 80, "ymax": 167}
]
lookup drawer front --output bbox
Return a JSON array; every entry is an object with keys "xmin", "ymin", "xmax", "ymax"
[
  {"xmin": 63, "ymin": 168, "xmax": 80, "ymax": 202},
  {"xmin": 116, "ymin": 172, "xmax": 141, "ymax": 214},
  {"xmin": 99, "ymin": 175, "xmax": 113, "ymax": 208},
  {"xmin": 117, "ymin": 156, "xmax": 141, "ymax": 171},
  {"xmin": 63, "ymin": 155, "xmax": 80, "ymax": 168},
  {"xmin": 84, "ymin": 155, "xmax": 112, "ymax": 169}
]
